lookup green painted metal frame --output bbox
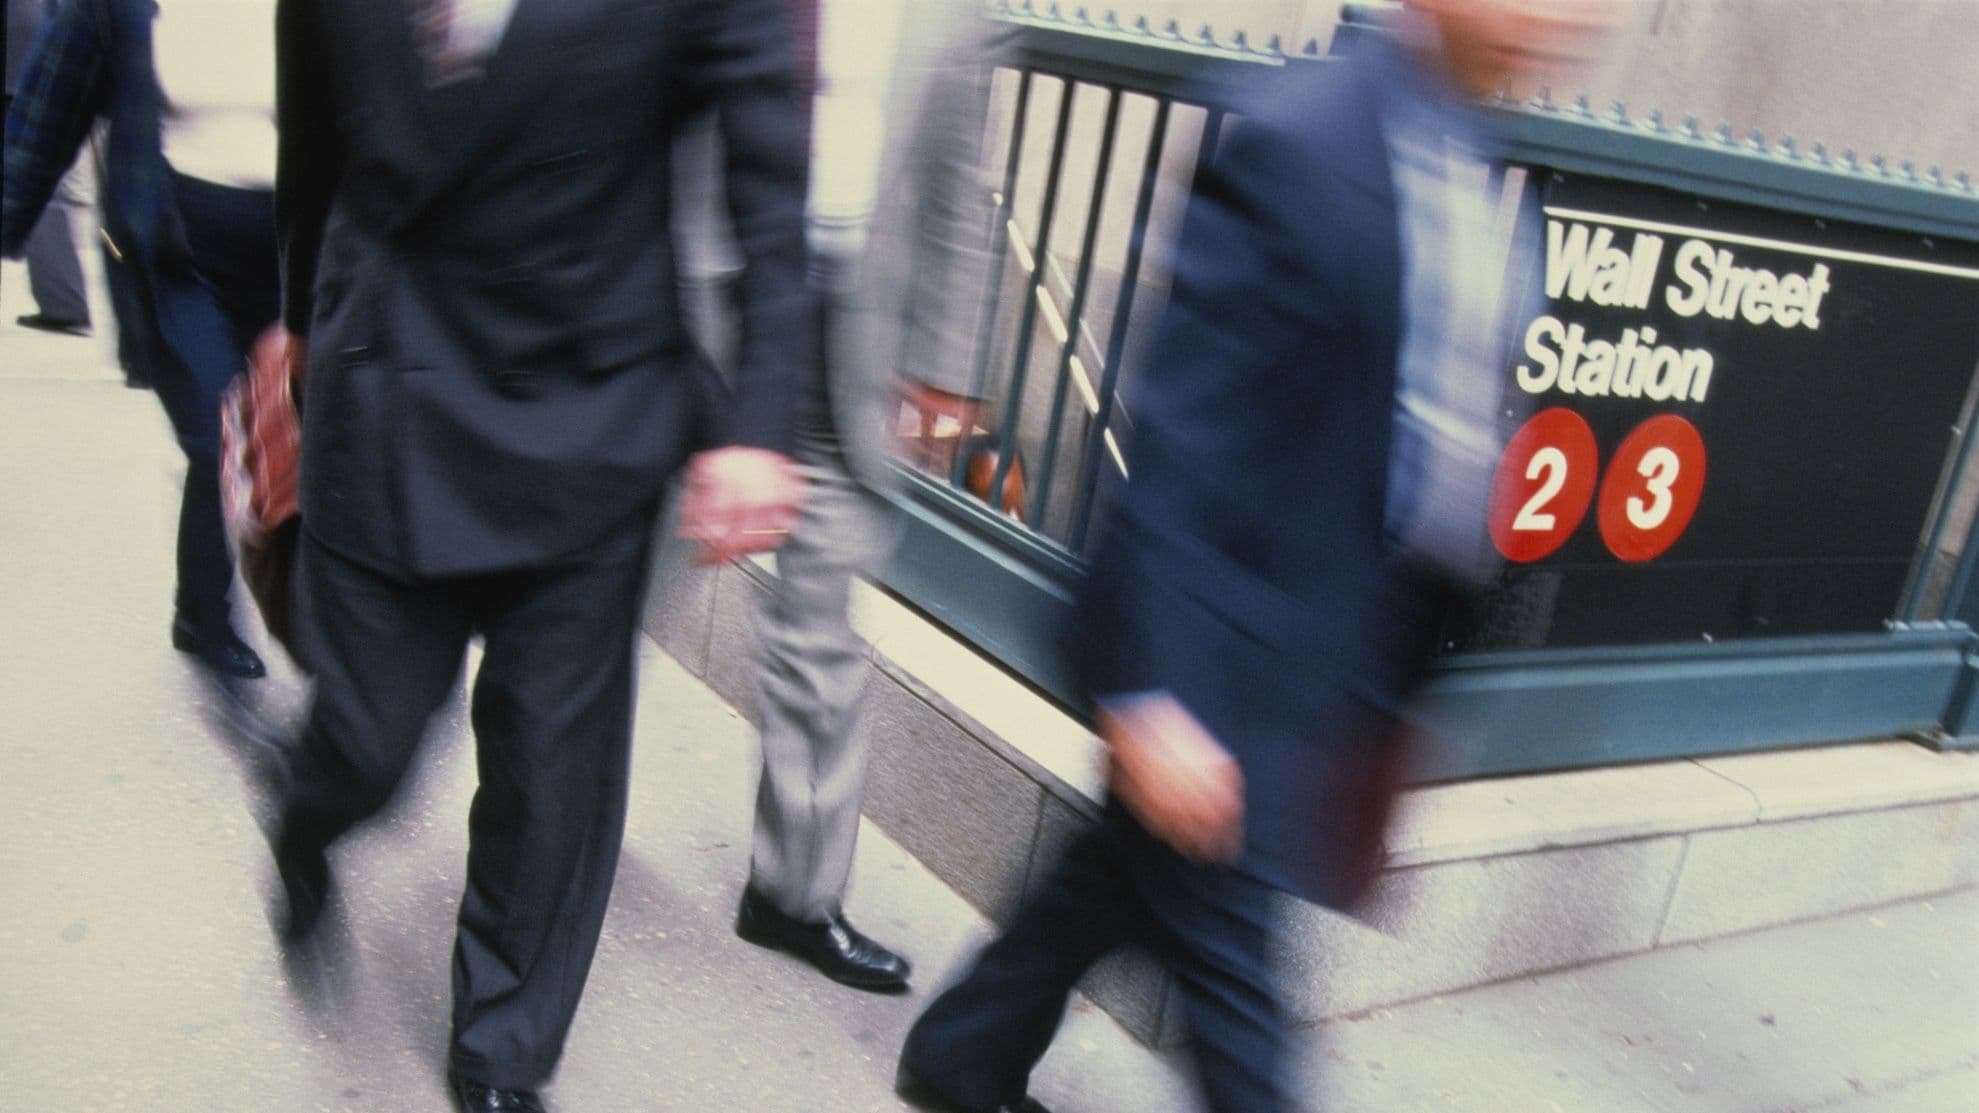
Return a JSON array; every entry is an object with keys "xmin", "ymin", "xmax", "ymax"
[{"xmin": 876, "ymin": 3, "xmax": 1979, "ymax": 777}]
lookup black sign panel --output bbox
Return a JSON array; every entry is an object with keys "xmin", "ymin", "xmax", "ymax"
[{"xmin": 1451, "ymin": 172, "xmax": 1979, "ymax": 651}]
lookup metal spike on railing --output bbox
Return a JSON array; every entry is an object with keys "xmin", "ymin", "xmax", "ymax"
[
  {"xmin": 1927, "ymin": 166, "xmax": 1945, "ymax": 188},
  {"xmin": 1777, "ymin": 136, "xmax": 1797, "ymax": 159},
  {"xmin": 1101, "ymin": 9, "xmax": 1120, "ymax": 30},
  {"xmin": 1572, "ymin": 93, "xmax": 1593, "ymax": 117},
  {"xmin": 1958, "ymin": 172, "xmax": 1975, "ymax": 194},
  {"xmin": 1072, "ymin": 6, "xmax": 1090, "ymax": 25},
  {"xmin": 1133, "ymin": 15, "xmax": 1151, "ymax": 34},
  {"xmin": 1713, "ymin": 121, "xmax": 1734, "ymax": 145},
  {"xmin": 1301, "ymin": 37, "xmax": 1324, "ymax": 57},
  {"xmin": 1812, "ymin": 141, "xmax": 1830, "ymax": 165},
  {"xmin": 1871, "ymin": 154, "xmax": 1890, "ymax": 176},
  {"xmin": 1196, "ymin": 23, "xmax": 1216, "ymax": 45},
  {"xmin": 1266, "ymin": 34, "xmax": 1283, "ymax": 56},
  {"xmin": 1744, "ymin": 128, "xmax": 1766, "ymax": 152},
  {"xmin": 1840, "ymin": 148, "xmax": 1859, "ymax": 171},
  {"xmin": 1530, "ymin": 85, "xmax": 1553, "ymax": 111},
  {"xmin": 1681, "ymin": 114, "xmax": 1701, "ymax": 140},
  {"xmin": 1164, "ymin": 19, "xmax": 1182, "ymax": 38},
  {"xmin": 1608, "ymin": 100, "xmax": 1629, "ymax": 125},
  {"xmin": 1644, "ymin": 108, "xmax": 1666, "ymax": 133},
  {"xmin": 1900, "ymin": 159, "xmax": 1918, "ymax": 181},
  {"xmin": 1232, "ymin": 30, "xmax": 1251, "ymax": 52}
]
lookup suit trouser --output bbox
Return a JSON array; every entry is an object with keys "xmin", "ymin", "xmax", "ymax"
[
  {"xmin": 747, "ymin": 418, "xmax": 897, "ymax": 920},
  {"xmin": 281, "ymin": 521, "xmax": 654, "ymax": 1090},
  {"xmin": 0, "ymin": 93, "xmax": 90, "ymax": 328},
  {"xmin": 21, "ymin": 193, "xmax": 90, "ymax": 325},
  {"xmin": 145, "ymin": 172, "xmax": 277, "ymax": 633},
  {"xmin": 902, "ymin": 802, "xmax": 1295, "ymax": 1113}
]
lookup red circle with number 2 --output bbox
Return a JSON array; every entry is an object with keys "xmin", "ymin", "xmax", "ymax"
[
  {"xmin": 1599, "ymin": 414, "xmax": 1707, "ymax": 562},
  {"xmin": 1488, "ymin": 407, "xmax": 1599, "ymax": 563}
]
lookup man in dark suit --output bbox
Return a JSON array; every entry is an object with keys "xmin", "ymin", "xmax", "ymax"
[
  {"xmin": 270, "ymin": 2, "xmax": 811, "ymax": 1110},
  {"xmin": 897, "ymin": 2, "xmax": 1612, "ymax": 1111}
]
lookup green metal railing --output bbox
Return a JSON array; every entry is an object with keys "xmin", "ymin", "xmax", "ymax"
[{"xmin": 880, "ymin": 1, "xmax": 1979, "ymax": 775}]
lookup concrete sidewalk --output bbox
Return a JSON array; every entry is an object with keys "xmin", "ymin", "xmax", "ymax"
[{"xmin": 2, "ymin": 262, "xmax": 1974, "ymax": 1112}]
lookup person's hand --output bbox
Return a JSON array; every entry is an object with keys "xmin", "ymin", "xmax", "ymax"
[
  {"xmin": 677, "ymin": 446, "xmax": 806, "ymax": 565},
  {"xmin": 1100, "ymin": 695, "xmax": 1245, "ymax": 865},
  {"xmin": 897, "ymin": 380, "xmax": 982, "ymax": 473}
]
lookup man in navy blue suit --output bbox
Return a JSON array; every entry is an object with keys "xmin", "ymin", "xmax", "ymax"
[{"xmin": 898, "ymin": 3, "xmax": 1613, "ymax": 1110}]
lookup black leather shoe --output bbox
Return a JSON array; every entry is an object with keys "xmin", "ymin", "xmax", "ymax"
[
  {"xmin": 272, "ymin": 826, "xmax": 330, "ymax": 942},
  {"xmin": 172, "ymin": 617, "xmax": 268, "ymax": 679},
  {"xmin": 16, "ymin": 313, "xmax": 91, "ymax": 337},
  {"xmin": 896, "ymin": 1066, "xmax": 1051, "ymax": 1113},
  {"xmin": 735, "ymin": 887, "xmax": 912, "ymax": 993},
  {"xmin": 449, "ymin": 1067, "xmax": 548, "ymax": 1112}
]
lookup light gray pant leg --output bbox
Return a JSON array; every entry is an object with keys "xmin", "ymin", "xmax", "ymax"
[
  {"xmin": 23, "ymin": 198, "xmax": 89, "ymax": 325},
  {"xmin": 748, "ymin": 456, "xmax": 896, "ymax": 921}
]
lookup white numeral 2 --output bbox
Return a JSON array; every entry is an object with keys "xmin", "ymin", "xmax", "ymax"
[{"xmin": 1514, "ymin": 447, "xmax": 1569, "ymax": 532}]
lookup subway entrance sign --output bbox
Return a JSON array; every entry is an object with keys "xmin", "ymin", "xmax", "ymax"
[{"xmin": 1453, "ymin": 171, "xmax": 1979, "ymax": 651}]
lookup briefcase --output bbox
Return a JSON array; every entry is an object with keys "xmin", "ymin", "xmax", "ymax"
[{"xmin": 219, "ymin": 325, "xmax": 304, "ymax": 662}]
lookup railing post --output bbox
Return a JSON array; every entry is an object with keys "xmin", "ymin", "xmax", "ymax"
[
  {"xmin": 1028, "ymin": 86, "xmax": 1125, "ymax": 532},
  {"xmin": 987, "ymin": 80, "xmax": 1082, "ymax": 508},
  {"xmin": 953, "ymin": 68, "xmax": 1039, "ymax": 489},
  {"xmin": 1069, "ymin": 96, "xmax": 1174, "ymax": 553}
]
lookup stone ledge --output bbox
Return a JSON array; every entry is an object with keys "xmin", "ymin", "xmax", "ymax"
[{"xmin": 642, "ymin": 548, "xmax": 1979, "ymax": 1045}]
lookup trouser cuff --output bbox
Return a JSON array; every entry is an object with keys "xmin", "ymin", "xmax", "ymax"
[{"xmin": 448, "ymin": 1050, "xmax": 558, "ymax": 1093}]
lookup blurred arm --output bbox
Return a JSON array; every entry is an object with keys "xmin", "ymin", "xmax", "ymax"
[
  {"xmin": 680, "ymin": 0, "xmax": 812, "ymax": 456},
  {"xmin": 274, "ymin": 0, "xmax": 344, "ymax": 339},
  {"xmin": 674, "ymin": 0, "xmax": 812, "ymax": 562},
  {"xmin": 2, "ymin": 0, "xmax": 108, "ymax": 258}
]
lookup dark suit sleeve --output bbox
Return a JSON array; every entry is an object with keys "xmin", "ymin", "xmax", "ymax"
[
  {"xmin": 677, "ymin": 0, "xmax": 812, "ymax": 455},
  {"xmin": 2, "ymin": 0, "xmax": 107, "ymax": 258},
  {"xmin": 274, "ymin": 0, "xmax": 343, "ymax": 337},
  {"xmin": 1077, "ymin": 105, "xmax": 1337, "ymax": 700}
]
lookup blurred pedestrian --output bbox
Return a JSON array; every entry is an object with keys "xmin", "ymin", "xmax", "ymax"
[
  {"xmin": 267, "ymin": 2, "xmax": 811, "ymax": 1110},
  {"xmin": 3, "ymin": 0, "xmax": 277, "ymax": 679},
  {"xmin": 724, "ymin": 0, "xmax": 1002, "ymax": 996},
  {"xmin": 897, "ymin": 2, "xmax": 1614, "ymax": 1111},
  {"xmin": 5, "ymin": 0, "xmax": 91, "ymax": 337}
]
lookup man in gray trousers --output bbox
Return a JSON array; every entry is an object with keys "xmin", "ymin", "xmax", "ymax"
[
  {"xmin": 5, "ymin": 0, "xmax": 91, "ymax": 337},
  {"xmin": 727, "ymin": 0, "xmax": 1002, "ymax": 991}
]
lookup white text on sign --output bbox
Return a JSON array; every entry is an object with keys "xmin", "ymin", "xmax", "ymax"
[{"xmin": 1516, "ymin": 219, "xmax": 1837, "ymax": 405}]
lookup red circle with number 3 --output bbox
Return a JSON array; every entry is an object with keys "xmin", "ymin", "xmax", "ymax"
[
  {"xmin": 1599, "ymin": 414, "xmax": 1707, "ymax": 562},
  {"xmin": 1488, "ymin": 407, "xmax": 1599, "ymax": 563}
]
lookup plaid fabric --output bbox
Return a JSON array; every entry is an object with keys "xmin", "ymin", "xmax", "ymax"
[
  {"xmin": 2, "ymin": 0, "xmax": 110, "ymax": 257},
  {"xmin": 220, "ymin": 324, "xmax": 304, "ymax": 658}
]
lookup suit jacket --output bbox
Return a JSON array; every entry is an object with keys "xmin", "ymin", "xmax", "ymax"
[
  {"xmin": 277, "ymin": 0, "xmax": 811, "ymax": 578},
  {"xmin": 1073, "ymin": 44, "xmax": 1467, "ymax": 910}
]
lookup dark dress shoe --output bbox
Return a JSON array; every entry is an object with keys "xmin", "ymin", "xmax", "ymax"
[
  {"xmin": 16, "ymin": 313, "xmax": 91, "ymax": 337},
  {"xmin": 450, "ymin": 1067, "xmax": 548, "ymax": 1112},
  {"xmin": 734, "ymin": 887, "xmax": 912, "ymax": 993},
  {"xmin": 172, "ymin": 617, "xmax": 268, "ymax": 679},
  {"xmin": 897, "ymin": 1066, "xmax": 1052, "ymax": 1113}
]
